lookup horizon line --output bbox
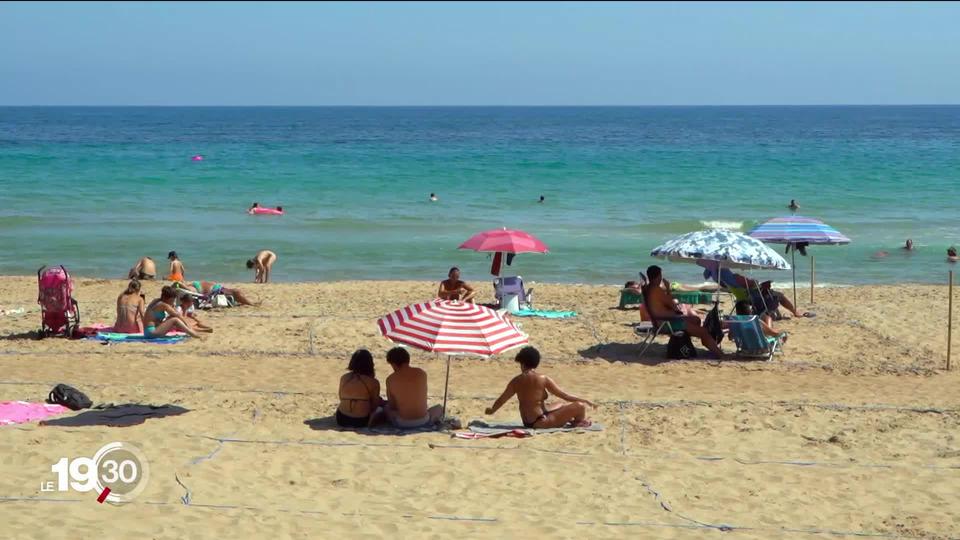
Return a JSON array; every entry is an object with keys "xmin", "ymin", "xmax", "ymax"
[{"xmin": 2, "ymin": 103, "xmax": 959, "ymax": 108}]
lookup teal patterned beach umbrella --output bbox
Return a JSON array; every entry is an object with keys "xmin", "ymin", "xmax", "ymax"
[{"xmin": 650, "ymin": 228, "xmax": 791, "ymax": 270}]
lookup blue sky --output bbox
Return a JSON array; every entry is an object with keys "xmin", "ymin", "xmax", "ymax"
[{"xmin": 1, "ymin": 1, "xmax": 957, "ymax": 105}]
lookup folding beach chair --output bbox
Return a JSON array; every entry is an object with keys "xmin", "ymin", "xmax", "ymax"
[
  {"xmin": 634, "ymin": 286, "xmax": 688, "ymax": 358},
  {"xmin": 724, "ymin": 315, "xmax": 782, "ymax": 361},
  {"xmin": 494, "ymin": 276, "xmax": 533, "ymax": 309}
]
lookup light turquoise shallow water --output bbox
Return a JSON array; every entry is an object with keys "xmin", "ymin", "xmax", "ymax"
[{"xmin": 1, "ymin": 106, "xmax": 958, "ymax": 286}]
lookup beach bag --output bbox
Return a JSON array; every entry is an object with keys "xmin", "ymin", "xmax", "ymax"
[
  {"xmin": 47, "ymin": 384, "xmax": 92, "ymax": 411},
  {"xmin": 704, "ymin": 305, "xmax": 724, "ymax": 345},
  {"xmin": 667, "ymin": 334, "xmax": 697, "ymax": 359},
  {"xmin": 212, "ymin": 294, "xmax": 231, "ymax": 308}
]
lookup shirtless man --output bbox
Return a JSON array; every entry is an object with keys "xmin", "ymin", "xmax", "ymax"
[
  {"xmin": 127, "ymin": 257, "xmax": 156, "ymax": 280},
  {"xmin": 644, "ymin": 265, "xmax": 724, "ymax": 358},
  {"xmin": 246, "ymin": 250, "xmax": 277, "ymax": 283},
  {"xmin": 485, "ymin": 346, "xmax": 594, "ymax": 429},
  {"xmin": 438, "ymin": 267, "xmax": 476, "ymax": 302},
  {"xmin": 167, "ymin": 251, "xmax": 185, "ymax": 282},
  {"xmin": 383, "ymin": 347, "xmax": 442, "ymax": 429}
]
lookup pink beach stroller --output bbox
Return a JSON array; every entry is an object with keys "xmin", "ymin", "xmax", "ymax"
[{"xmin": 37, "ymin": 265, "xmax": 80, "ymax": 338}]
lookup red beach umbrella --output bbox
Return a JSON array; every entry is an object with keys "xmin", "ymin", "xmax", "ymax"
[
  {"xmin": 459, "ymin": 228, "xmax": 549, "ymax": 276},
  {"xmin": 377, "ymin": 300, "xmax": 529, "ymax": 418},
  {"xmin": 458, "ymin": 228, "xmax": 549, "ymax": 254}
]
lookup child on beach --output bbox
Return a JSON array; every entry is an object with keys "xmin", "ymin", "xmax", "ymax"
[
  {"xmin": 166, "ymin": 251, "xmax": 185, "ymax": 282},
  {"xmin": 177, "ymin": 295, "xmax": 213, "ymax": 333}
]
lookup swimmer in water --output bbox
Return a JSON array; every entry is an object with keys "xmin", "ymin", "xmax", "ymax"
[
  {"xmin": 788, "ymin": 199, "xmax": 800, "ymax": 213},
  {"xmin": 948, "ymin": 246, "xmax": 958, "ymax": 263},
  {"xmin": 276, "ymin": 206, "xmax": 283, "ymax": 212},
  {"xmin": 429, "ymin": 193, "xmax": 438, "ymax": 202},
  {"xmin": 539, "ymin": 195, "xmax": 545, "ymax": 203},
  {"xmin": 248, "ymin": 202, "xmax": 260, "ymax": 215},
  {"xmin": 904, "ymin": 239, "xmax": 914, "ymax": 251}
]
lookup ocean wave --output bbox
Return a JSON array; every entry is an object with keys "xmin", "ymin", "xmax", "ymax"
[{"xmin": 699, "ymin": 220, "xmax": 744, "ymax": 230}]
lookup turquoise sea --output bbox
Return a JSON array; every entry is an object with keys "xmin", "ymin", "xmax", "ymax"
[{"xmin": 1, "ymin": 106, "xmax": 958, "ymax": 287}]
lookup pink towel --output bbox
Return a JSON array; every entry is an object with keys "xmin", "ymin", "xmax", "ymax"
[{"xmin": 0, "ymin": 401, "xmax": 70, "ymax": 426}]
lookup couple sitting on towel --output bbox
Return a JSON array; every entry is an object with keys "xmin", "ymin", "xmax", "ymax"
[
  {"xmin": 336, "ymin": 346, "xmax": 594, "ymax": 430},
  {"xmin": 336, "ymin": 347, "xmax": 444, "ymax": 429}
]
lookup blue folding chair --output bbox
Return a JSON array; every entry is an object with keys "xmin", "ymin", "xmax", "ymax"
[{"xmin": 724, "ymin": 315, "xmax": 782, "ymax": 361}]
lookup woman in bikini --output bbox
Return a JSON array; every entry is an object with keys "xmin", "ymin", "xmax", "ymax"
[
  {"xmin": 485, "ymin": 346, "xmax": 594, "ymax": 429},
  {"xmin": 336, "ymin": 349, "xmax": 384, "ymax": 428},
  {"xmin": 437, "ymin": 267, "xmax": 476, "ymax": 302},
  {"xmin": 143, "ymin": 286, "xmax": 203, "ymax": 339},
  {"xmin": 113, "ymin": 279, "xmax": 146, "ymax": 333}
]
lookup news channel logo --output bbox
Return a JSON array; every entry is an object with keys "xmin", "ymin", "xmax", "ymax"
[{"xmin": 41, "ymin": 442, "xmax": 149, "ymax": 504}]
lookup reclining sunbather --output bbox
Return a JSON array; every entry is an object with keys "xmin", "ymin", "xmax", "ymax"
[
  {"xmin": 181, "ymin": 280, "xmax": 259, "ymax": 306},
  {"xmin": 485, "ymin": 346, "xmax": 594, "ymax": 428},
  {"xmin": 698, "ymin": 261, "xmax": 813, "ymax": 319},
  {"xmin": 144, "ymin": 286, "xmax": 202, "ymax": 339}
]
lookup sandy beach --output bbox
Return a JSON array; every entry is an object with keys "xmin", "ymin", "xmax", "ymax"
[{"xmin": 1, "ymin": 276, "xmax": 958, "ymax": 539}]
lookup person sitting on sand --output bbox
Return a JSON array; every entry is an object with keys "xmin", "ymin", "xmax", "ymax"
[
  {"xmin": 143, "ymin": 286, "xmax": 203, "ymax": 339},
  {"xmin": 177, "ymin": 295, "xmax": 213, "ymax": 333},
  {"xmin": 181, "ymin": 280, "xmax": 259, "ymax": 306},
  {"xmin": 113, "ymin": 279, "xmax": 145, "ymax": 334},
  {"xmin": 383, "ymin": 347, "xmax": 443, "ymax": 429},
  {"xmin": 248, "ymin": 202, "xmax": 260, "ymax": 215},
  {"xmin": 438, "ymin": 267, "xmax": 476, "ymax": 302},
  {"xmin": 336, "ymin": 349, "xmax": 384, "ymax": 428},
  {"xmin": 166, "ymin": 251, "xmax": 185, "ymax": 282},
  {"xmin": 247, "ymin": 250, "xmax": 278, "ymax": 283},
  {"xmin": 949, "ymin": 246, "xmax": 958, "ymax": 263},
  {"xmin": 485, "ymin": 346, "xmax": 594, "ymax": 428},
  {"xmin": 127, "ymin": 257, "xmax": 156, "ymax": 280},
  {"xmin": 644, "ymin": 266, "xmax": 724, "ymax": 358}
]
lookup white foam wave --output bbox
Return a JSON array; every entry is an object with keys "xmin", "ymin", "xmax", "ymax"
[{"xmin": 699, "ymin": 220, "xmax": 743, "ymax": 230}]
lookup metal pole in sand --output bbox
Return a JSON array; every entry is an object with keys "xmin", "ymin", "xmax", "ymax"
[
  {"xmin": 441, "ymin": 354, "xmax": 452, "ymax": 419},
  {"xmin": 810, "ymin": 255, "xmax": 816, "ymax": 304},
  {"xmin": 792, "ymin": 247, "xmax": 798, "ymax": 309},
  {"xmin": 948, "ymin": 271, "xmax": 953, "ymax": 371}
]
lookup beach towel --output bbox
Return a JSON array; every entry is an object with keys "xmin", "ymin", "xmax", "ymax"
[
  {"xmin": 455, "ymin": 420, "xmax": 603, "ymax": 438},
  {"xmin": 40, "ymin": 403, "xmax": 189, "ymax": 427},
  {"xmin": 510, "ymin": 309, "xmax": 577, "ymax": 319},
  {"xmin": 0, "ymin": 401, "xmax": 70, "ymax": 426},
  {"xmin": 91, "ymin": 332, "xmax": 186, "ymax": 344},
  {"xmin": 75, "ymin": 323, "xmax": 112, "ymax": 338}
]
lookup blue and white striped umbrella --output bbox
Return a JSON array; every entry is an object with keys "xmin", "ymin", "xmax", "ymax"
[
  {"xmin": 650, "ymin": 228, "xmax": 790, "ymax": 270},
  {"xmin": 747, "ymin": 216, "xmax": 850, "ymax": 245}
]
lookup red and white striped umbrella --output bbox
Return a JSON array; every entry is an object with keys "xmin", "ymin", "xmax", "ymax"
[{"xmin": 377, "ymin": 300, "xmax": 528, "ymax": 356}]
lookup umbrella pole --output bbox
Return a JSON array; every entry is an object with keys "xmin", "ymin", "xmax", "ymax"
[
  {"xmin": 791, "ymin": 247, "xmax": 797, "ymax": 309},
  {"xmin": 810, "ymin": 255, "xmax": 816, "ymax": 304},
  {"xmin": 441, "ymin": 354, "xmax": 451, "ymax": 420}
]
